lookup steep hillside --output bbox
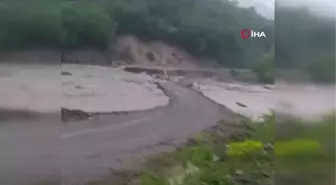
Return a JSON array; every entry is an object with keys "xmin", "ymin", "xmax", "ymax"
[
  {"xmin": 0, "ymin": 0, "xmax": 273, "ymax": 68},
  {"xmin": 113, "ymin": 35, "xmax": 208, "ymax": 68},
  {"xmin": 0, "ymin": 35, "xmax": 206, "ymax": 68}
]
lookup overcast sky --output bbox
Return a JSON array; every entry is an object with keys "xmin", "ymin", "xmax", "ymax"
[
  {"xmin": 233, "ymin": 0, "xmax": 274, "ymax": 19},
  {"xmin": 233, "ymin": 0, "xmax": 335, "ymax": 19}
]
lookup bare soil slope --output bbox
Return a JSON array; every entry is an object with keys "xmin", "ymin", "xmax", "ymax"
[{"xmin": 113, "ymin": 35, "xmax": 203, "ymax": 68}]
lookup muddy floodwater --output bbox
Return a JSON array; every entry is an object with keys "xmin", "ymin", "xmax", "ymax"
[
  {"xmin": 0, "ymin": 64, "xmax": 334, "ymax": 184},
  {"xmin": 193, "ymin": 80, "xmax": 335, "ymax": 121},
  {"xmin": 0, "ymin": 64, "xmax": 169, "ymax": 113},
  {"xmin": 0, "ymin": 64, "xmax": 334, "ymax": 119}
]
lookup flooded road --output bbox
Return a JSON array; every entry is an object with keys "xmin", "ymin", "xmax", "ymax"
[
  {"xmin": 0, "ymin": 64, "xmax": 236, "ymax": 184},
  {"xmin": 0, "ymin": 64, "xmax": 334, "ymax": 184}
]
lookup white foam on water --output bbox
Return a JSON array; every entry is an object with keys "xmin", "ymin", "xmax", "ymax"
[
  {"xmin": 193, "ymin": 80, "xmax": 335, "ymax": 121},
  {"xmin": 0, "ymin": 64, "xmax": 169, "ymax": 113}
]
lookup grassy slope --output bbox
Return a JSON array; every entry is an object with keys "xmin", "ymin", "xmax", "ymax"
[{"xmin": 86, "ymin": 112, "xmax": 335, "ymax": 185}]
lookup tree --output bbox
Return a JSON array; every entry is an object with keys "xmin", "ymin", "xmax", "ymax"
[
  {"xmin": 275, "ymin": 6, "xmax": 335, "ymax": 69},
  {"xmin": 0, "ymin": 0, "xmax": 274, "ymax": 67},
  {"xmin": 253, "ymin": 52, "xmax": 275, "ymax": 84},
  {"xmin": 306, "ymin": 54, "xmax": 335, "ymax": 83},
  {"xmin": 61, "ymin": 1, "xmax": 117, "ymax": 49}
]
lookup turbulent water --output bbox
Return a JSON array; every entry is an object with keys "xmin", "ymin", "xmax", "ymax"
[
  {"xmin": 0, "ymin": 63, "xmax": 334, "ymax": 120},
  {"xmin": 0, "ymin": 64, "xmax": 169, "ymax": 113},
  {"xmin": 193, "ymin": 80, "xmax": 335, "ymax": 121}
]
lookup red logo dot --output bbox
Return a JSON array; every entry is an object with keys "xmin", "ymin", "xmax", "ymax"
[{"xmin": 240, "ymin": 29, "xmax": 250, "ymax": 39}]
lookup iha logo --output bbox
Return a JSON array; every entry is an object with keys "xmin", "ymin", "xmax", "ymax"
[{"xmin": 240, "ymin": 29, "xmax": 266, "ymax": 39}]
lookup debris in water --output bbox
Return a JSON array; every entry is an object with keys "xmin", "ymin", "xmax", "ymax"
[
  {"xmin": 61, "ymin": 71, "xmax": 72, "ymax": 76},
  {"xmin": 236, "ymin": 102, "xmax": 247, "ymax": 108}
]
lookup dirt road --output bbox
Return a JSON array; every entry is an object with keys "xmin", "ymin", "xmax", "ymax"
[{"xmin": 0, "ymin": 81, "xmax": 237, "ymax": 185}]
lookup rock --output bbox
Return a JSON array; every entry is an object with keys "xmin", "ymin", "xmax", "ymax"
[
  {"xmin": 75, "ymin": 85, "xmax": 85, "ymax": 89},
  {"xmin": 263, "ymin": 85, "xmax": 273, "ymax": 90},
  {"xmin": 235, "ymin": 170, "xmax": 244, "ymax": 175},
  {"xmin": 61, "ymin": 71, "xmax": 72, "ymax": 76},
  {"xmin": 236, "ymin": 102, "xmax": 247, "ymax": 107},
  {"xmin": 260, "ymin": 172, "xmax": 270, "ymax": 177},
  {"xmin": 61, "ymin": 107, "xmax": 92, "ymax": 122}
]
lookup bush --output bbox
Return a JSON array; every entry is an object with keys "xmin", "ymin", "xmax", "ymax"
[
  {"xmin": 0, "ymin": 0, "xmax": 273, "ymax": 67},
  {"xmin": 306, "ymin": 55, "xmax": 335, "ymax": 83},
  {"xmin": 0, "ymin": 1, "xmax": 62, "ymax": 49},
  {"xmin": 180, "ymin": 146, "xmax": 213, "ymax": 167},
  {"xmin": 227, "ymin": 140, "xmax": 263, "ymax": 157},
  {"xmin": 253, "ymin": 53, "xmax": 275, "ymax": 84},
  {"xmin": 275, "ymin": 140, "xmax": 322, "ymax": 156},
  {"xmin": 61, "ymin": 2, "xmax": 117, "ymax": 49},
  {"xmin": 0, "ymin": 0, "xmax": 117, "ymax": 50}
]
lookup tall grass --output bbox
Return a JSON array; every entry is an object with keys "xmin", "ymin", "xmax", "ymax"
[
  {"xmin": 137, "ymin": 112, "xmax": 334, "ymax": 185},
  {"xmin": 87, "ymin": 112, "xmax": 334, "ymax": 185},
  {"xmin": 275, "ymin": 113, "xmax": 335, "ymax": 185}
]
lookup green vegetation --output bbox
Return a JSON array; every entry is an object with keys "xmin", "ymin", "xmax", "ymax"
[
  {"xmin": 61, "ymin": 2, "xmax": 117, "ymax": 49},
  {"xmin": 0, "ymin": 0, "xmax": 62, "ymax": 49},
  {"xmin": 253, "ymin": 53, "xmax": 275, "ymax": 84},
  {"xmin": 275, "ymin": 114, "xmax": 335, "ymax": 185},
  {"xmin": 275, "ymin": 7, "xmax": 335, "ymax": 82},
  {"xmin": 0, "ymin": 0, "xmax": 334, "ymax": 81},
  {"xmin": 227, "ymin": 140, "xmax": 263, "ymax": 156},
  {"xmin": 88, "ymin": 112, "xmax": 334, "ymax": 185},
  {"xmin": 0, "ymin": 0, "xmax": 117, "ymax": 50},
  {"xmin": 1, "ymin": 0, "xmax": 273, "ymax": 67},
  {"xmin": 306, "ymin": 54, "xmax": 336, "ymax": 83},
  {"xmin": 275, "ymin": 7, "xmax": 335, "ymax": 69}
]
